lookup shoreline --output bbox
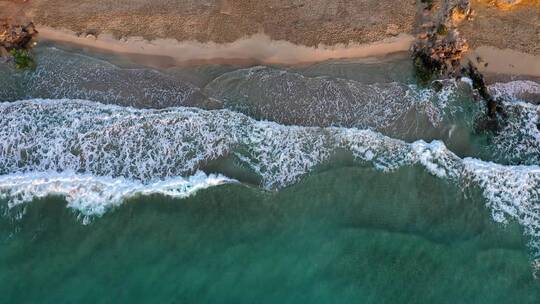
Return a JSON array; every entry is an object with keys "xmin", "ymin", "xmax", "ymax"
[
  {"xmin": 36, "ymin": 26, "xmax": 415, "ymax": 67},
  {"xmin": 36, "ymin": 26, "xmax": 540, "ymax": 79}
]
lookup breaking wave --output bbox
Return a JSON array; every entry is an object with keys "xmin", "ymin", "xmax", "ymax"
[
  {"xmin": 488, "ymin": 81, "xmax": 540, "ymax": 165},
  {"xmin": 1, "ymin": 98, "xmax": 539, "ymax": 256},
  {"xmin": 1, "ymin": 49, "xmax": 476, "ymax": 140},
  {"xmin": 0, "ymin": 171, "xmax": 233, "ymax": 223}
]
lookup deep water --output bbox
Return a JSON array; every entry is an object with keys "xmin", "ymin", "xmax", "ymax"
[
  {"xmin": 0, "ymin": 45, "xmax": 539, "ymax": 303},
  {"xmin": 1, "ymin": 166, "xmax": 538, "ymax": 303}
]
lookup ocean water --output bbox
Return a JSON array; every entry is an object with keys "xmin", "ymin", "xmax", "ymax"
[{"xmin": 0, "ymin": 46, "xmax": 539, "ymax": 303}]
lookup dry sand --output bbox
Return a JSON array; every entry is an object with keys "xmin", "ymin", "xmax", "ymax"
[
  {"xmin": 466, "ymin": 46, "xmax": 540, "ymax": 77},
  {"xmin": 12, "ymin": 0, "xmax": 417, "ymax": 47},
  {"xmin": 459, "ymin": 0, "xmax": 540, "ymax": 55}
]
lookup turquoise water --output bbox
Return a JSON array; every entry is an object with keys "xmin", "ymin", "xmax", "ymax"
[
  {"xmin": 1, "ymin": 45, "xmax": 539, "ymax": 303},
  {"xmin": 0, "ymin": 166, "xmax": 540, "ymax": 303},
  {"xmin": 1, "ymin": 166, "xmax": 537, "ymax": 303}
]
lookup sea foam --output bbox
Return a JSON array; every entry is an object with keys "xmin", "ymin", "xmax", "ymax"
[
  {"xmin": 489, "ymin": 80, "xmax": 540, "ymax": 102},
  {"xmin": 0, "ymin": 170, "xmax": 234, "ymax": 223},
  {"xmin": 1, "ymin": 99, "xmax": 540, "ymax": 255},
  {"xmin": 204, "ymin": 66, "xmax": 468, "ymax": 136},
  {"xmin": 0, "ymin": 47, "xmax": 206, "ymax": 108},
  {"xmin": 487, "ymin": 81, "xmax": 540, "ymax": 165}
]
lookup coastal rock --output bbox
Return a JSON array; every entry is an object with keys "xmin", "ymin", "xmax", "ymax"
[
  {"xmin": 451, "ymin": 6, "xmax": 469, "ymax": 24},
  {"xmin": 421, "ymin": 22, "xmax": 436, "ymax": 29},
  {"xmin": 412, "ymin": 29, "xmax": 469, "ymax": 80},
  {"xmin": 0, "ymin": 20, "xmax": 38, "ymax": 50},
  {"xmin": 410, "ymin": 0, "xmax": 505, "ymax": 132},
  {"xmin": 411, "ymin": 0, "xmax": 471, "ymax": 81}
]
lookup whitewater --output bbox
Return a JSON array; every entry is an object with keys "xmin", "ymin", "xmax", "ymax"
[{"xmin": 0, "ymin": 97, "xmax": 539, "ymax": 256}]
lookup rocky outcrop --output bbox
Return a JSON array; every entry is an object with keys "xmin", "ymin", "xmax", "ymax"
[
  {"xmin": 412, "ymin": 0, "xmax": 472, "ymax": 81},
  {"xmin": 463, "ymin": 62, "xmax": 503, "ymax": 119},
  {"xmin": 412, "ymin": 0, "xmax": 505, "ymax": 128},
  {"xmin": 0, "ymin": 20, "xmax": 38, "ymax": 68},
  {"xmin": 0, "ymin": 20, "xmax": 37, "ymax": 58}
]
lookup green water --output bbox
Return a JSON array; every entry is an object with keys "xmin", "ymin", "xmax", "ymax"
[
  {"xmin": 1, "ymin": 166, "xmax": 537, "ymax": 303},
  {"xmin": 1, "ymin": 44, "xmax": 539, "ymax": 303}
]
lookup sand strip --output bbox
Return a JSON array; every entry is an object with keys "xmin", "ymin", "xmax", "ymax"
[
  {"xmin": 31, "ymin": 25, "xmax": 540, "ymax": 78},
  {"xmin": 466, "ymin": 46, "xmax": 540, "ymax": 77},
  {"xmin": 36, "ymin": 26, "xmax": 415, "ymax": 66}
]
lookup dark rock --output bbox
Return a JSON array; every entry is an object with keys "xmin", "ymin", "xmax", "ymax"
[
  {"xmin": 432, "ymin": 80, "xmax": 444, "ymax": 92},
  {"xmin": 0, "ymin": 21, "xmax": 38, "ymax": 51},
  {"xmin": 1, "ymin": 20, "xmax": 38, "ymax": 69},
  {"xmin": 412, "ymin": 0, "xmax": 471, "ymax": 82}
]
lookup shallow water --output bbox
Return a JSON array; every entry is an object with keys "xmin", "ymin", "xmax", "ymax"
[{"xmin": 0, "ymin": 45, "xmax": 539, "ymax": 303}]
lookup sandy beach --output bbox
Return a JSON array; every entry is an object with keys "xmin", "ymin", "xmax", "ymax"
[
  {"xmin": 459, "ymin": 0, "xmax": 540, "ymax": 56},
  {"xmin": 2, "ymin": 0, "xmax": 416, "ymax": 46},
  {"xmin": 36, "ymin": 26, "xmax": 416, "ymax": 66},
  {"xmin": 1, "ymin": 0, "xmax": 539, "ymax": 75},
  {"xmin": 466, "ymin": 46, "xmax": 540, "ymax": 78}
]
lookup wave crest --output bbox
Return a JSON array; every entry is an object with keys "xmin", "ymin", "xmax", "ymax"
[
  {"xmin": 0, "ymin": 170, "xmax": 234, "ymax": 223},
  {"xmin": 1, "ymin": 98, "xmax": 540, "ymax": 256}
]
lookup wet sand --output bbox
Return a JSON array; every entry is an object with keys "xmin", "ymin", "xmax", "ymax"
[
  {"xmin": 36, "ymin": 25, "xmax": 540, "ymax": 80},
  {"xmin": 37, "ymin": 26, "xmax": 416, "ymax": 66}
]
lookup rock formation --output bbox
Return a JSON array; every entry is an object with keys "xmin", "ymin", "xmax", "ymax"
[
  {"xmin": 0, "ymin": 20, "xmax": 38, "ymax": 59},
  {"xmin": 412, "ymin": 0, "xmax": 504, "ymax": 127},
  {"xmin": 412, "ymin": 0, "xmax": 472, "ymax": 81},
  {"xmin": 0, "ymin": 20, "xmax": 38, "ymax": 68}
]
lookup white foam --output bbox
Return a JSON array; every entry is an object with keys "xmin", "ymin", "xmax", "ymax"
[
  {"xmin": 1, "ymin": 98, "xmax": 540, "ymax": 256},
  {"xmin": 410, "ymin": 140, "xmax": 457, "ymax": 178},
  {"xmin": 460, "ymin": 77, "xmax": 473, "ymax": 87},
  {"xmin": 0, "ymin": 170, "xmax": 234, "ymax": 223},
  {"xmin": 489, "ymin": 80, "xmax": 540, "ymax": 101},
  {"xmin": 487, "ymin": 81, "xmax": 540, "ymax": 164},
  {"xmin": 205, "ymin": 66, "xmax": 465, "ymax": 133},
  {"xmin": 462, "ymin": 158, "xmax": 540, "ymax": 252},
  {"xmin": 0, "ymin": 47, "xmax": 203, "ymax": 107}
]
